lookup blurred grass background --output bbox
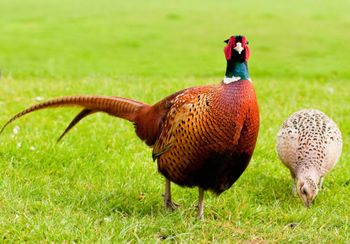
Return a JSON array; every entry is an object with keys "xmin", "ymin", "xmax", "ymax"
[
  {"xmin": 0, "ymin": 0, "xmax": 349, "ymax": 242},
  {"xmin": 1, "ymin": 0, "xmax": 350, "ymax": 80}
]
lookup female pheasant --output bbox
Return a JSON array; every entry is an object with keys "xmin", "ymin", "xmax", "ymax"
[
  {"xmin": 0, "ymin": 35, "xmax": 259, "ymax": 219},
  {"xmin": 276, "ymin": 109, "xmax": 342, "ymax": 207}
]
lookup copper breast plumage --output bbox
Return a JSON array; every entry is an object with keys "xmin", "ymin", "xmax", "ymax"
[{"xmin": 154, "ymin": 79, "xmax": 259, "ymax": 193}]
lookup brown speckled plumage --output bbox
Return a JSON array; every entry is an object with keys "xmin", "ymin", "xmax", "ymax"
[
  {"xmin": 1, "ymin": 35, "xmax": 259, "ymax": 218},
  {"xmin": 277, "ymin": 109, "xmax": 342, "ymax": 207}
]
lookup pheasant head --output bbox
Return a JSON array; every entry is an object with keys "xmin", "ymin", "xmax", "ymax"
[
  {"xmin": 296, "ymin": 176, "xmax": 319, "ymax": 208},
  {"xmin": 223, "ymin": 35, "xmax": 250, "ymax": 83}
]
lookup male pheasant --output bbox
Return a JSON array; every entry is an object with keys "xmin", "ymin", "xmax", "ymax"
[
  {"xmin": 0, "ymin": 35, "xmax": 260, "ymax": 219},
  {"xmin": 276, "ymin": 109, "xmax": 342, "ymax": 207}
]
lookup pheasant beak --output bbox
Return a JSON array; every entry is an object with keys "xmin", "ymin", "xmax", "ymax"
[
  {"xmin": 305, "ymin": 200, "xmax": 311, "ymax": 208},
  {"xmin": 233, "ymin": 42, "xmax": 244, "ymax": 54}
]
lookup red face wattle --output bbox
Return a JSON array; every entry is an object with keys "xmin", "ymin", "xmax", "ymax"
[{"xmin": 224, "ymin": 36, "xmax": 250, "ymax": 62}]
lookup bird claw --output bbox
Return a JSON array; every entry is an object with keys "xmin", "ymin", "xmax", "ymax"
[
  {"xmin": 165, "ymin": 200, "xmax": 181, "ymax": 210},
  {"xmin": 162, "ymin": 193, "xmax": 181, "ymax": 210},
  {"xmin": 194, "ymin": 204, "xmax": 204, "ymax": 220}
]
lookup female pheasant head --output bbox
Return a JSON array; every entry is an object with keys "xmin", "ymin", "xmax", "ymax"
[
  {"xmin": 296, "ymin": 176, "xmax": 318, "ymax": 208},
  {"xmin": 223, "ymin": 35, "xmax": 250, "ymax": 84}
]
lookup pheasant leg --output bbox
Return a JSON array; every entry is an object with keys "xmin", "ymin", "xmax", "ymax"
[
  {"xmin": 198, "ymin": 187, "xmax": 204, "ymax": 220},
  {"xmin": 163, "ymin": 179, "xmax": 180, "ymax": 210},
  {"xmin": 319, "ymin": 176, "xmax": 324, "ymax": 190},
  {"xmin": 292, "ymin": 177, "xmax": 297, "ymax": 196}
]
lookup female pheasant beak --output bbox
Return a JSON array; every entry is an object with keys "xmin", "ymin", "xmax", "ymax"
[
  {"xmin": 304, "ymin": 197, "xmax": 311, "ymax": 208},
  {"xmin": 297, "ymin": 180, "xmax": 318, "ymax": 208},
  {"xmin": 233, "ymin": 42, "xmax": 244, "ymax": 54},
  {"xmin": 302, "ymin": 193, "xmax": 312, "ymax": 208}
]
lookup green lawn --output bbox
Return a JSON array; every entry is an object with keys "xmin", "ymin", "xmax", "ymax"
[{"xmin": 0, "ymin": 0, "xmax": 350, "ymax": 242}]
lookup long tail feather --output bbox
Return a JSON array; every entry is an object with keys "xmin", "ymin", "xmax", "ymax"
[
  {"xmin": 56, "ymin": 108, "xmax": 94, "ymax": 143},
  {"xmin": 0, "ymin": 95, "xmax": 146, "ymax": 135}
]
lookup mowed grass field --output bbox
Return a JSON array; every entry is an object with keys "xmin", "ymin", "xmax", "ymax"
[{"xmin": 0, "ymin": 0, "xmax": 350, "ymax": 242}]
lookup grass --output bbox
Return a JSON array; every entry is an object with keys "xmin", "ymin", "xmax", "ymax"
[{"xmin": 0, "ymin": 0, "xmax": 350, "ymax": 242}]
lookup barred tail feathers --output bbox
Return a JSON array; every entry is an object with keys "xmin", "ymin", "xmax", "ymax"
[{"xmin": 0, "ymin": 95, "xmax": 146, "ymax": 135}]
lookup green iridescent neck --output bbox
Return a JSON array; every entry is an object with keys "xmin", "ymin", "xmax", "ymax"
[{"xmin": 224, "ymin": 61, "xmax": 249, "ymax": 81}]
